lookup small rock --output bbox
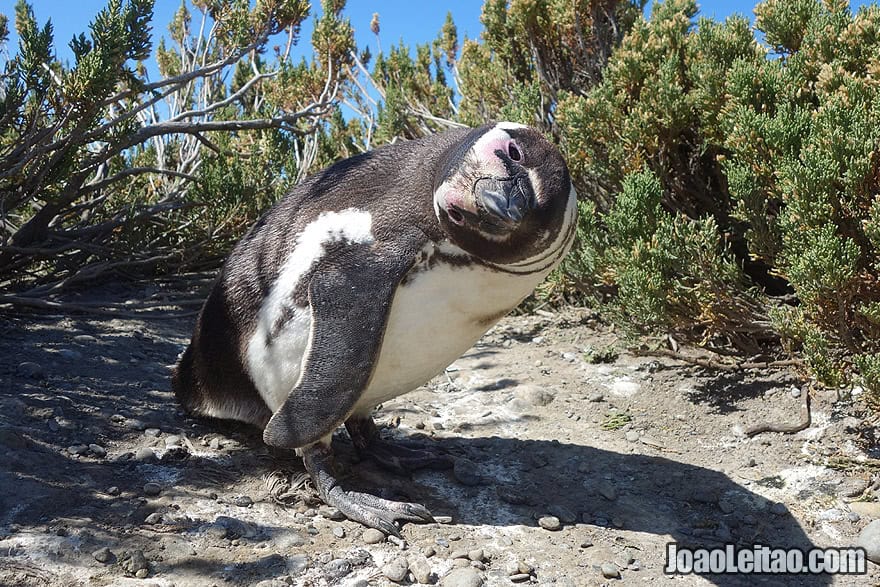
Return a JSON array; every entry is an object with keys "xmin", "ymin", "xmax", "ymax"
[
  {"xmin": 790, "ymin": 387, "xmax": 801, "ymax": 398},
  {"xmin": 424, "ymin": 546, "xmax": 436, "ymax": 558},
  {"xmin": 58, "ymin": 349, "xmax": 83, "ymax": 361},
  {"xmin": 849, "ymin": 501, "xmax": 880, "ymax": 518},
  {"xmin": 164, "ymin": 435, "xmax": 181, "ymax": 447},
  {"xmin": 202, "ymin": 523, "xmax": 228, "ymax": 540},
  {"xmin": 320, "ymin": 506, "xmax": 345, "ymax": 520},
  {"xmin": 144, "ymin": 428, "xmax": 161, "ymax": 437},
  {"xmin": 134, "ymin": 447, "xmax": 157, "ymax": 462},
  {"xmin": 450, "ymin": 549, "xmax": 468, "ymax": 560},
  {"xmin": 453, "ymin": 459, "xmax": 484, "ymax": 486},
  {"xmin": 106, "ymin": 486, "xmax": 120, "ymax": 496},
  {"xmin": 510, "ymin": 573, "xmax": 531, "ymax": 582},
  {"xmin": 67, "ymin": 444, "xmax": 89, "ymax": 456},
  {"xmin": 848, "ymin": 511, "xmax": 861, "ymax": 523},
  {"xmin": 88, "ymin": 444, "xmax": 106, "ymax": 457},
  {"xmin": 121, "ymin": 549, "xmax": 149, "ymax": 576},
  {"xmin": 383, "ymin": 557, "xmax": 409, "ymax": 583},
  {"xmin": 144, "ymin": 512, "xmax": 163, "ymax": 525},
  {"xmin": 453, "ymin": 558, "xmax": 470, "ymax": 567},
  {"xmin": 769, "ymin": 502, "xmax": 787, "ymax": 516},
  {"xmin": 857, "ymin": 519, "xmax": 880, "ymax": 564},
  {"xmin": 624, "ymin": 430, "xmax": 640, "ymax": 443},
  {"xmin": 600, "ymin": 562, "xmax": 620, "ymax": 578},
  {"xmin": 92, "ymin": 547, "xmax": 114, "ymax": 563},
  {"xmin": 143, "ymin": 482, "xmax": 162, "ymax": 496},
  {"xmin": 839, "ymin": 479, "xmax": 868, "ymax": 498},
  {"xmin": 332, "ymin": 526, "xmax": 345, "ymax": 538},
  {"xmin": 323, "ymin": 558, "xmax": 351, "ymax": 580},
  {"xmin": 434, "ymin": 515, "xmax": 453, "ymax": 524},
  {"xmin": 548, "ymin": 504, "xmax": 578, "ymax": 524},
  {"xmin": 588, "ymin": 392, "xmax": 604, "ymax": 402},
  {"xmin": 231, "ymin": 495, "xmax": 253, "ymax": 507},
  {"xmin": 718, "ymin": 500, "xmax": 735, "ymax": 514},
  {"xmin": 598, "ymin": 482, "xmax": 617, "ymax": 501},
  {"xmin": 516, "ymin": 385, "xmax": 555, "ymax": 407},
  {"xmin": 362, "ymin": 528, "xmax": 385, "ymax": 544},
  {"xmin": 409, "ymin": 554, "xmax": 432, "ymax": 583},
  {"xmin": 467, "ymin": 549, "xmax": 484, "ymax": 562},
  {"xmin": 538, "ymin": 515, "xmax": 561, "ymax": 531},
  {"xmin": 441, "ymin": 567, "xmax": 484, "ymax": 587},
  {"xmin": 17, "ymin": 361, "xmax": 45, "ymax": 379},
  {"xmin": 516, "ymin": 561, "xmax": 533, "ymax": 575}
]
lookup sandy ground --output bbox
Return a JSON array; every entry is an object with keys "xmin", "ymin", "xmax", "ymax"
[{"xmin": 1, "ymin": 280, "xmax": 878, "ymax": 586}]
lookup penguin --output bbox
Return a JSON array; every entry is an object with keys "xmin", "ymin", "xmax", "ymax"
[{"xmin": 172, "ymin": 122, "xmax": 577, "ymax": 536}]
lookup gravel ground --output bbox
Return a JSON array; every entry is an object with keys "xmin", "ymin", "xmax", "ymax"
[{"xmin": 1, "ymin": 281, "xmax": 879, "ymax": 586}]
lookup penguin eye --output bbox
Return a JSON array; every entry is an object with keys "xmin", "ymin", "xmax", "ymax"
[{"xmin": 508, "ymin": 142, "xmax": 522, "ymax": 162}]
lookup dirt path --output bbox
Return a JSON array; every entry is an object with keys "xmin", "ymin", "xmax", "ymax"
[{"xmin": 1, "ymin": 283, "xmax": 878, "ymax": 586}]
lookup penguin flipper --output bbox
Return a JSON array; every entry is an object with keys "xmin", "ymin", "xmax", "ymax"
[{"xmin": 262, "ymin": 232, "xmax": 424, "ymax": 449}]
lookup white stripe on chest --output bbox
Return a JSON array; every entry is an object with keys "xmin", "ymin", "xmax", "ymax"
[
  {"xmin": 246, "ymin": 209, "xmax": 373, "ymax": 413},
  {"xmin": 353, "ymin": 242, "xmax": 552, "ymax": 413}
]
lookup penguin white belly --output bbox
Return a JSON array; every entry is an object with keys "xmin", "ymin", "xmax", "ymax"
[{"xmin": 354, "ymin": 257, "xmax": 547, "ymax": 413}]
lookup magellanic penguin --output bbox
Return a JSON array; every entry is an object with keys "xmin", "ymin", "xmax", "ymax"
[{"xmin": 173, "ymin": 122, "xmax": 577, "ymax": 536}]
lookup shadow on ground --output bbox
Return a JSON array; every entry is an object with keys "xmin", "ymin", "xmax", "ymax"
[{"xmin": 0, "ymin": 309, "xmax": 832, "ymax": 587}]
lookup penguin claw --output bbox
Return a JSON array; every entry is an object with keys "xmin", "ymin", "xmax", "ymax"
[{"xmin": 324, "ymin": 486, "xmax": 430, "ymax": 537}]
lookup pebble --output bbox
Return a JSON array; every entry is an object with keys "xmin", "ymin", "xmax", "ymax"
[
  {"xmin": 624, "ymin": 430, "xmax": 640, "ymax": 442},
  {"xmin": 92, "ymin": 547, "xmax": 113, "ymax": 563},
  {"xmin": 58, "ymin": 349, "xmax": 83, "ymax": 361},
  {"xmin": 134, "ymin": 447, "xmax": 157, "ymax": 462},
  {"xmin": 441, "ymin": 567, "xmax": 484, "ymax": 587},
  {"xmin": 467, "ymin": 549, "xmax": 484, "ymax": 562},
  {"xmin": 323, "ymin": 558, "xmax": 351, "ymax": 580},
  {"xmin": 839, "ymin": 478, "xmax": 868, "ymax": 498},
  {"xmin": 144, "ymin": 513, "xmax": 163, "ymax": 524},
  {"xmin": 450, "ymin": 549, "xmax": 469, "ymax": 560},
  {"xmin": 509, "ymin": 573, "xmax": 531, "ymax": 582},
  {"xmin": 435, "ymin": 537, "xmax": 450, "ymax": 548},
  {"xmin": 121, "ymin": 549, "xmax": 149, "ymax": 576},
  {"xmin": 790, "ymin": 386, "xmax": 801, "ymax": 398},
  {"xmin": 73, "ymin": 334, "xmax": 98, "ymax": 343},
  {"xmin": 383, "ymin": 557, "xmax": 409, "ymax": 582},
  {"xmin": 516, "ymin": 385, "xmax": 555, "ymax": 406},
  {"xmin": 409, "ymin": 554, "xmax": 432, "ymax": 583},
  {"xmin": 600, "ymin": 562, "xmax": 620, "ymax": 578},
  {"xmin": 202, "ymin": 523, "xmax": 228, "ymax": 540},
  {"xmin": 88, "ymin": 444, "xmax": 106, "ymax": 457},
  {"xmin": 538, "ymin": 515, "xmax": 561, "ymax": 531},
  {"xmin": 67, "ymin": 444, "xmax": 89, "ymax": 455},
  {"xmin": 144, "ymin": 428, "xmax": 161, "ymax": 437},
  {"xmin": 332, "ymin": 526, "xmax": 345, "ymax": 538},
  {"xmin": 848, "ymin": 511, "xmax": 861, "ymax": 523},
  {"xmin": 453, "ymin": 458, "xmax": 484, "ymax": 486},
  {"xmin": 231, "ymin": 495, "xmax": 253, "ymax": 507},
  {"xmin": 548, "ymin": 504, "xmax": 578, "ymax": 524},
  {"xmin": 17, "ymin": 361, "xmax": 45, "ymax": 379},
  {"xmin": 516, "ymin": 561, "xmax": 533, "ymax": 574},
  {"xmin": 849, "ymin": 501, "xmax": 880, "ymax": 518},
  {"xmin": 143, "ymin": 482, "xmax": 162, "ymax": 496},
  {"xmin": 769, "ymin": 502, "xmax": 787, "ymax": 515},
  {"xmin": 598, "ymin": 482, "xmax": 617, "ymax": 501},
  {"xmin": 362, "ymin": 528, "xmax": 385, "ymax": 544},
  {"xmin": 106, "ymin": 486, "xmax": 120, "ymax": 496},
  {"xmin": 164, "ymin": 435, "xmax": 181, "ymax": 447},
  {"xmin": 453, "ymin": 558, "xmax": 470, "ymax": 567},
  {"xmin": 434, "ymin": 515, "xmax": 453, "ymax": 524},
  {"xmin": 857, "ymin": 520, "xmax": 880, "ymax": 564},
  {"xmin": 588, "ymin": 392, "xmax": 604, "ymax": 402}
]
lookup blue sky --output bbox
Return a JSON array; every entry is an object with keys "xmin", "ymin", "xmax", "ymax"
[{"xmin": 0, "ymin": 1, "xmax": 874, "ymax": 72}]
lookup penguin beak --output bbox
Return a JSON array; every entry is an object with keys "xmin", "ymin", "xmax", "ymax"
[{"xmin": 474, "ymin": 176, "xmax": 535, "ymax": 226}]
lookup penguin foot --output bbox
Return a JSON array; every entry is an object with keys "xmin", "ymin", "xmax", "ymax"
[
  {"xmin": 302, "ymin": 441, "xmax": 435, "ymax": 537},
  {"xmin": 345, "ymin": 416, "xmax": 454, "ymax": 474}
]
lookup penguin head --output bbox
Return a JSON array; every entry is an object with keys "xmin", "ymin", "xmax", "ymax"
[{"xmin": 433, "ymin": 122, "xmax": 575, "ymax": 266}]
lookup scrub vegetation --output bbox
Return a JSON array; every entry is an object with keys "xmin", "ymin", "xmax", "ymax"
[{"xmin": 1, "ymin": 0, "xmax": 878, "ymax": 400}]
